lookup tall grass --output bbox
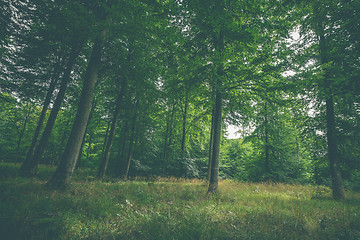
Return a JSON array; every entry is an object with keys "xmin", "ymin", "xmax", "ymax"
[{"xmin": 0, "ymin": 163, "xmax": 359, "ymax": 239}]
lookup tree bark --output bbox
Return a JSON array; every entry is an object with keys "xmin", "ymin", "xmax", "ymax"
[
  {"xmin": 207, "ymin": 91, "xmax": 222, "ymax": 194},
  {"xmin": 207, "ymin": 108, "xmax": 215, "ymax": 181},
  {"xmin": 163, "ymin": 106, "xmax": 170, "ymax": 161},
  {"xmin": 97, "ymin": 78, "xmax": 127, "ymax": 179},
  {"xmin": 181, "ymin": 93, "xmax": 188, "ymax": 152},
  {"xmin": 168, "ymin": 103, "xmax": 175, "ymax": 147},
  {"xmin": 318, "ymin": 28, "xmax": 345, "ymax": 200},
  {"xmin": 123, "ymin": 100, "xmax": 139, "ymax": 180},
  {"xmin": 46, "ymin": 29, "xmax": 106, "ymax": 189},
  {"xmin": 207, "ymin": 1, "xmax": 224, "ymax": 194},
  {"xmin": 162, "ymin": 101, "xmax": 175, "ymax": 175},
  {"xmin": 84, "ymin": 133, "xmax": 92, "ymax": 168},
  {"xmin": 264, "ymin": 102, "xmax": 270, "ymax": 175},
  {"xmin": 116, "ymin": 119, "xmax": 128, "ymax": 177},
  {"xmin": 19, "ymin": 40, "xmax": 81, "ymax": 177},
  {"xmin": 76, "ymin": 99, "xmax": 96, "ymax": 169},
  {"xmin": 326, "ymin": 96, "xmax": 345, "ymax": 200},
  {"xmin": 15, "ymin": 105, "xmax": 32, "ymax": 163},
  {"xmin": 24, "ymin": 64, "xmax": 60, "ymax": 165}
]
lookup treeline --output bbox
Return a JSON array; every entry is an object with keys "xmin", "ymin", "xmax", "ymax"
[{"xmin": 0, "ymin": 0, "xmax": 359, "ymax": 199}]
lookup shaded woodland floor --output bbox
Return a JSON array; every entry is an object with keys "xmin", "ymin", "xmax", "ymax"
[{"xmin": 0, "ymin": 163, "xmax": 359, "ymax": 240}]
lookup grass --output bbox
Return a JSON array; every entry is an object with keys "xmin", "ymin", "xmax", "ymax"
[{"xmin": 0, "ymin": 163, "xmax": 359, "ymax": 240}]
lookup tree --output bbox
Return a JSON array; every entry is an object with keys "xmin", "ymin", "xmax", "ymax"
[
  {"xmin": 47, "ymin": 18, "xmax": 108, "ymax": 188},
  {"xmin": 19, "ymin": 39, "xmax": 83, "ymax": 176},
  {"xmin": 97, "ymin": 77, "xmax": 126, "ymax": 179}
]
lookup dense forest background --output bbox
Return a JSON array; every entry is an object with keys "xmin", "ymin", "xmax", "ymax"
[{"xmin": 0, "ymin": 0, "xmax": 359, "ymax": 199}]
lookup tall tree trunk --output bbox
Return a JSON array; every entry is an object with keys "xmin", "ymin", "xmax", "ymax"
[
  {"xmin": 15, "ymin": 105, "xmax": 32, "ymax": 163},
  {"xmin": 123, "ymin": 100, "xmax": 139, "ymax": 180},
  {"xmin": 318, "ymin": 27, "xmax": 345, "ymax": 200},
  {"xmin": 207, "ymin": 108, "xmax": 215, "ymax": 181},
  {"xmin": 264, "ymin": 102, "xmax": 270, "ymax": 175},
  {"xmin": 76, "ymin": 99, "xmax": 96, "ymax": 169},
  {"xmin": 47, "ymin": 29, "xmax": 106, "ymax": 189},
  {"xmin": 97, "ymin": 78, "xmax": 127, "ymax": 179},
  {"xmin": 207, "ymin": 2, "xmax": 224, "ymax": 194},
  {"xmin": 162, "ymin": 102, "xmax": 173, "ymax": 175},
  {"xmin": 163, "ymin": 101, "xmax": 176, "ymax": 158},
  {"xmin": 53, "ymin": 117, "xmax": 72, "ymax": 166},
  {"xmin": 181, "ymin": 94, "xmax": 188, "ymax": 153},
  {"xmin": 163, "ymin": 108, "xmax": 170, "ymax": 160},
  {"xmin": 296, "ymin": 137, "xmax": 300, "ymax": 162},
  {"xmin": 326, "ymin": 96, "xmax": 345, "ymax": 200},
  {"xmin": 24, "ymin": 63, "xmax": 61, "ymax": 164},
  {"xmin": 116, "ymin": 119, "xmax": 128, "ymax": 177},
  {"xmin": 19, "ymin": 40, "xmax": 81, "ymax": 177},
  {"xmin": 168, "ymin": 104, "xmax": 175, "ymax": 147},
  {"xmin": 84, "ymin": 133, "xmax": 93, "ymax": 167},
  {"xmin": 101, "ymin": 120, "xmax": 111, "ymax": 155},
  {"xmin": 207, "ymin": 91, "xmax": 222, "ymax": 194}
]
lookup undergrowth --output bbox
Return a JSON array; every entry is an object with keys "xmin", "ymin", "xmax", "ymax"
[{"xmin": 0, "ymin": 163, "xmax": 359, "ymax": 240}]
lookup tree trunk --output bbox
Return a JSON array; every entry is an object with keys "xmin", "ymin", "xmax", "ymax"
[
  {"xmin": 207, "ymin": 2, "xmax": 224, "ymax": 194},
  {"xmin": 24, "ymin": 64, "xmax": 60, "ymax": 164},
  {"xmin": 326, "ymin": 96, "xmax": 345, "ymax": 200},
  {"xmin": 181, "ymin": 94, "xmax": 188, "ymax": 152},
  {"xmin": 76, "ymin": 99, "xmax": 96, "ymax": 169},
  {"xmin": 163, "ymin": 107, "xmax": 170, "ymax": 161},
  {"xmin": 162, "ymin": 101, "xmax": 173, "ymax": 175},
  {"xmin": 15, "ymin": 105, "xmax": 32, "ymax": 163},
  {"xmin": 318, "ymin": 27, "xmax": 345, "ymax": 200},
  {"xmin": 168, "ymin": 103, "xmax": 175, "ymax": 147},
  {"xmin": 46, "ymin": 29, "xmax": 106, "ymax": 189},
  {"xmin": 296, "ymin": 137, "xmax": 300, "ymax": 162},
  {"xmin": 264, "ymin": 102, "xmax": 270, "ymax": 175},
  {"xmin": 97, "ymin": 78, "xmax": 127, "ymax": 179},
  {"xmin": 207, "ymin": 108, "xmax": 215, "ymax": 181},
  {"xmin": 207, "ymin": 91, "xmax": 222, "ymax": 194},
  {"xmin": 19, "ymin": 40, "xmax": 81, "ymax": 177},
  {"xmin": 84, "ymin": 133, "xmax": 92, "ymax": 168},
  {"xmin": 116, "ymin": 119, "xmax": 128, "ymax": 177},
  {"xmin": 123, "ymin": 100, "xmax": 139, "ymax": 180}
]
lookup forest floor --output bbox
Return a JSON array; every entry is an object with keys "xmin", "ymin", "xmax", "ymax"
[{"xmin": 0, "ymin": 163, "xmax": 360, "ymax": 240}]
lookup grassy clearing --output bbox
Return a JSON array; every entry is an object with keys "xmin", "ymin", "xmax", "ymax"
[{"xmin": 0, "ymin": 163, "xmax": 359, "ymax": 240}]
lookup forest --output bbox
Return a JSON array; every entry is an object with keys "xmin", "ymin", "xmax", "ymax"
[{"xmin": 0, "ymin": 0, "xmax": 359, "ymax": 239}]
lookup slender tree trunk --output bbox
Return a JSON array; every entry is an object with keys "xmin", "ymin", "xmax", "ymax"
[
  {"xmin": 47, "ymin": 29, "xmax": 106, "ymax": 189},
  {"xmin": 318, "ymin": 28, "xmax": 345, "ymax": 200},
  {"xmin": 19, "ymin": 40, "xmax": 81, "ymax": 177},
  {"xmin": 116, "ymin": 120, "xmax": 128, "ymax": 177},
  {"xmin": 97, "ymin": 78, "xmax": 127, "ymax": 179},
  {"xmin": 15, "ymin": 105, "xmax": 32, "ymax": 163},
  {"xmin": 296, "ymin": 137, "xmax": 300, "ymax": 162},
  {"xmin": 24, "ymin": 64, "xmax": 60, "ymax": 164},
  {"xmin": 207, "ymin": 108, "xmax": 215, "ymax": 181},
  {"xmin": 84, "ymin": 133, "xmax": 92, "ymax": 168},
  {"xmin": 162, "ymin": 102, "xmax": 172, "ymax": 175},
  {"xmin": 76, "ymin": 99, "xmax": 96, "ymax": 169},
  {"xmin": 326, "ymin": 96, "xmax": 345, "ymax": 200},
  {"xmin": 264, "ymin": 102, "xmax": 270, "ymax": 175},
  {"xmin": 181, "ymin": 95, "xmax": 188, "ymax": 153},
  {"xmin": 207, "ymin": 3, "xmax": 224, "ymax": 193},
  {"xmin": 163, "ymin": 109, "xmax": 170, "ymax": 160},
  {"xmin": 54, "ymin": 117, "xmax": 72, "ymax": 166},
  {"xmin": 123, "ymin": 100, "xmax": 139, "ymax": 180},
  {"xmin": 163, "ymin": 101, "xmax": 176, "ymax": 159},
  {"xmin": 165, "ymin": 102, "xmax": 176, "ymax": 173},
  {"xmin": 168, "ymin": 104, "xmax": 175, "ymax": 147},
  {"xmin": 101, "ymin": 120, "xmax": 111, "ymax": 155},
  {"xmin": 207, "ymin": 91, "xmax": 222, "ymax": 194}
]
